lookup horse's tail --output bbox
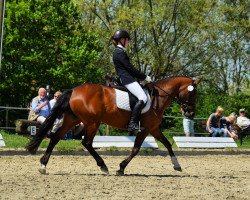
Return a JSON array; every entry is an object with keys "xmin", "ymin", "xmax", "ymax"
[{"xmin": 26, "ymin": 89, "xmax": 73, "ymax": 154}]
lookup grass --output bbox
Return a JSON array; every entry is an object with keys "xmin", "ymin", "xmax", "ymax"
[
  {"xmin": 1, "ymin": 129, "xmax": 250, "ymax": 151},
  {"xmin": 0, "ymin": 130, "xmax": 83, "ymax": 151}
]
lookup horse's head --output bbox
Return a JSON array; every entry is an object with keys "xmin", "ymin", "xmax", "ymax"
[{"xmin": 175, "ymin": 78, "xmax": 201, "ymax": 118}]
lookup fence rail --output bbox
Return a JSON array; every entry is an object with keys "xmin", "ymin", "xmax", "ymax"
[
  {"xmin": 0, "ymin": 106, "xmax": 29, "ymax": 110},
  {"xmin": 163, "ymin": 115, "xmax": 207, "ymax": 120},
  {"xmin": 0, "ymin": 106, "xmax": 29, "ymax": 130}
]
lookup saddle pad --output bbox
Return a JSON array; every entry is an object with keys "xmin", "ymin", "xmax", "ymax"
[{"xmin": 115, "ymin": 89, "xmax": 151, "ymax": 113}]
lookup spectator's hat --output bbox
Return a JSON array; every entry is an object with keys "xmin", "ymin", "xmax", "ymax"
[{"xmin": 239, "ymin": 108, "xmax": 245, "ymax": 113}]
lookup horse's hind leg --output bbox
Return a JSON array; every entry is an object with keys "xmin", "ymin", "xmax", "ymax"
[
  {"xmin": 151, "ymin": 127, "xmax": 182, "ymax": 171},
  {"xmin": 39, "ymin": 114, "xmax": 78, "ymax": 174},
  {"xmin": 81, "ymin": 123, "xmax": 109, "ymax": 174},
  {"xmin": 117, "ymin": 132, "xmax": 147, "ymax": 175},
  {"xmin": 39, "ymin": 135, "xmax": 60, "ymax": 174}
]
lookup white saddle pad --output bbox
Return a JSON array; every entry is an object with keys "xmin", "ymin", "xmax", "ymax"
[{"xmin": 115, "ymin": 89, "xmax": 151, "ymax": 113}]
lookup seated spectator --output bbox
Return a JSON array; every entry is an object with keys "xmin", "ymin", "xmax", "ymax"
[
  {"xmin": 220, "ymin": 113, "xmax": 238, "ymax": 139},
  {"xmin": 237, "ymin": 108, "xmax": 250, "ymax": 131},
  {"xmin": 181, "ymin": 107, "xmax": 194, "ymax": 137},
  {"xmin": 206, "ymin": 106, "xmax": 224, "ymax": 137},
  {"xmin": 49, "ymin": 91, "xmax": 62, "ymax": 108},
  {"xmin": 28, "ymin": 87, "xmax": 50, "ymax": 123}
]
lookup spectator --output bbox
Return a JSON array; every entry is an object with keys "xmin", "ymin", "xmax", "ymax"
[
  {"xmin": 181, "ymin": 107, "xmax": 194, "ymax": 137},
  {"xmin": 220, "ymin": 113, "xmax": 238, "ymax": 139},
  {"xmin": 49, "ymin": 91, "xmax": 62, "ymax": 108},
  {"xmin": 28, "ymin": 87, "xmax": 50, "ymax": 123},
  {"xmin": 206, "ymin": 106, "xmax": 224, "ymax": 137},
  {"xmin": 237, "ymin": 108, "xmax": 250, "ymax": 131}
]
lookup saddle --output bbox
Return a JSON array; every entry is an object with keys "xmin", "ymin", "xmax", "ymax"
[{"xmin": 105, "ymin": 75, "xmax": 158, "ymax": 112}]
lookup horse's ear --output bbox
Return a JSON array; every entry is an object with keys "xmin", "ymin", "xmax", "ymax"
[{"xmin": 194, "ymin": 79, "xmax": 201, "ymax": 85}]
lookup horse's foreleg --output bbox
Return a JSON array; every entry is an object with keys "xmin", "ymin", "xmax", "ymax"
[
  {"xmin": 81, "ymin": 123, "xmax": 109, "ymax": 175},
  {"xmin": 151, "ymin": 128, "xmax": 182, "ymax": 172},
  {"xmin": 117, "ymin": 132, "xmax": 147, "ymax": 175}
]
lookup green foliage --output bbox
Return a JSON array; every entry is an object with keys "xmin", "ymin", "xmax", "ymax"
[
  {"xmin": 76, "ymin": 0, "xmax": 249, "ymax": 94},
  {"xmin": 1, "ymin": 0, "xmax": 102, "ymax": 106},
  {"xmin": 196, "ymin": 92, "xmax": 250, "ymax": 118}
]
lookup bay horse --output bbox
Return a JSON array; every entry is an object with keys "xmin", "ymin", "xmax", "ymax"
[{"xmin": 26, "ymin": 76, "xmax": 200, "ymax": 175}]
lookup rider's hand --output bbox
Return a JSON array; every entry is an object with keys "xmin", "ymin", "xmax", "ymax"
[
  {"xmin": 145, "ymin": 76, "xmax": 152, "ymax": 83},
  {"xmin": 141, "ymin": 80, "xmax": 148, "ymax": 86}
]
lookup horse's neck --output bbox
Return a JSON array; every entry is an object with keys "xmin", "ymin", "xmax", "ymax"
[{"xmin": 154, "ymin": 79, "xmax": 180, "ymax": 114}]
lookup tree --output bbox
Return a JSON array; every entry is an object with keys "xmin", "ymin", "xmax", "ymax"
[
  {"xmin": 76, "ymin": 0, "xmax": 249, "ymax": 94},
  {"xmin": 0, "ymin": 0, "xmax": 102, "ymax": 106}
]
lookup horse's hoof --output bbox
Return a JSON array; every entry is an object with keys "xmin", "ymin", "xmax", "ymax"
[
  {"xmin": 38, "ymin": 164, "xmax": 47, "ymax": 174},
  {"xmin": 174, "ymin": 166, "xmax": 182, "ymax": 172},
  {"xmin": 26, "ymin": 147, "xmax": 37, "ymax": 155},
  {"xmin": 100, "ymin": 165, "xmax": 109, "ymax": 175},
  {"xmin": 116, "ymin": 170, "xmax": 124, "ymax": 176},
  {"xmin": 38, "ymin": 168, "xmax": 46, "ymax": 174}
]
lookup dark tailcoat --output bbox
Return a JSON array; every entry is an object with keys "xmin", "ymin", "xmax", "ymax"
[{"xmin": 112, "ymin": 46, "xmax": 146, "ymax": 85}]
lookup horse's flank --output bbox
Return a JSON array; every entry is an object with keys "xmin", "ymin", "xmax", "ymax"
[{"xmin": 70, "ymin": 84, "xmax": 132, "ymax": 130}]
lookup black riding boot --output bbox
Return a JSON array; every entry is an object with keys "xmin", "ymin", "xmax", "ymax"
[
  {"xmin": 128, "ymin": 100, "xmax": 145, "ymax": 132},
  {"xmin": 47, "ymin": 130, "xmax": 55, "ymax": 139}
]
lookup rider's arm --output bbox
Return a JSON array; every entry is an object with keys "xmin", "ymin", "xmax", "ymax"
[{"xmin": 118, "ymin": 52, "xmax": 146, "ymax": 80}]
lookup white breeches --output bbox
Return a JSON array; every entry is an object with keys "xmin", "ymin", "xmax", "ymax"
[{"xmin": 125, "ymin": 81, "xmax": 147, "ymax": 104}]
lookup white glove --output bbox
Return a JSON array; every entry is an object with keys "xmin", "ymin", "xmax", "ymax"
[
  {"xmin": 145, "ymin": 75, "xmax": 152, "ymax": 83},
  {"xmin": 140, "ymin": 80, "xmax": 147, "ymax": 86}
]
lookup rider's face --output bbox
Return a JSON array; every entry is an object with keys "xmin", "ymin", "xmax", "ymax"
[
  {"xmin": 124, "ymin": 38, "xmax": 129, "ymax": 48},
  {"xmin": 119, "ymin": 38, "xmax": 130, "ymax": 48}
]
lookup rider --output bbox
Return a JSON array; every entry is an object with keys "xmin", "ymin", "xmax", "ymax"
[{"xmin": 112, "ymin": 30, "xmax": 152, "ymax": 132}]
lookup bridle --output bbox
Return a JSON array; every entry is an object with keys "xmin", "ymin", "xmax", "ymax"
[{"xmin": 151, "ymin": 79, "xmax": 197, "ymax": 109}]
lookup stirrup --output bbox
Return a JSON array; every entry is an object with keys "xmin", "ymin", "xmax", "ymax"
[
  {"xmin": 128, "ymin": 121, "xmax": 144, "ymax": 133},
  {"xmin": 138, "ymin": 121, "xmax": 143, "ymax": 132}
]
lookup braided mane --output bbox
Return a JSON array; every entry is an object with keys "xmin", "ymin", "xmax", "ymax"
[{"xmin": 155, "ymin": 75, "xmax": 193, "ymax": 83}]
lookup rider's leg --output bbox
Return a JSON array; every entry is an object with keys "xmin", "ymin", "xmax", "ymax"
[{"xmin": 125, "ymin": 82, "xmax": 147, "ymax": 132}]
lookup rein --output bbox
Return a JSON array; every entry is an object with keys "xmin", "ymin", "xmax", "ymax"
[
  {"xmin": 150, "ymin": 82, "xmax": 174, "ymax": 110},
  {"xmin": 150, "ymin": 79, "xmax": 196, "ymax": 110},
  {"xmin": 151, "ymin": 83, "xmax": 172, "ymax": 98}
]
